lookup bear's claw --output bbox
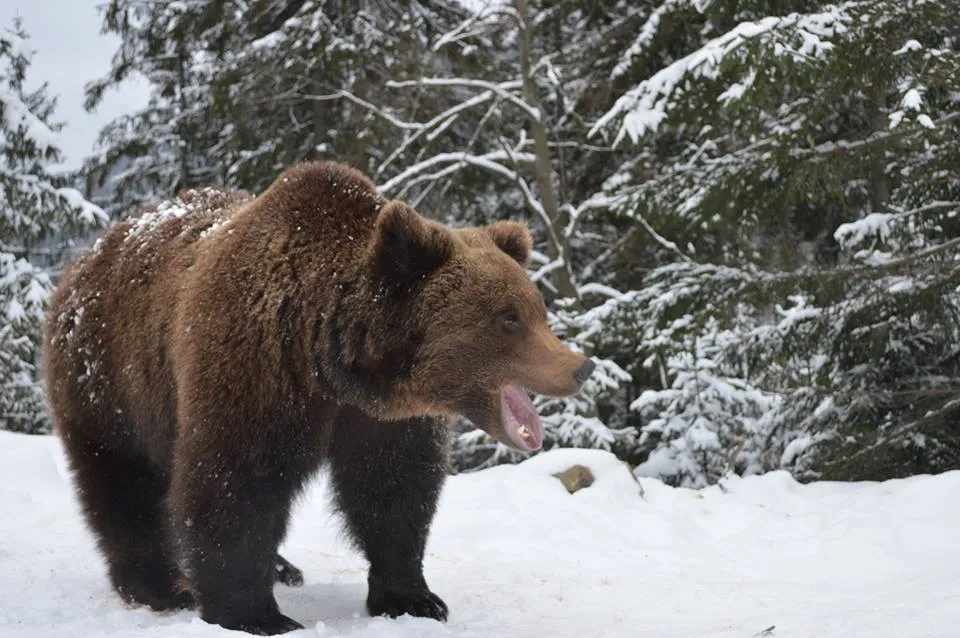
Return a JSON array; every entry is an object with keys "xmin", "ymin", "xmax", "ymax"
[
  {"xmin": 367, "ymin": 587, "xmax": 449, "ymax": 622},
  {"xmin": 117, "ymin": 584, "xmax": 195, "ymax": 612},
  {"xmin": 214, "ymin": 611, "xmax": 305, "ymax": 636},
  {"xmin": 274, "ymin": 554, "xmax": 304, "ymax": 587}
]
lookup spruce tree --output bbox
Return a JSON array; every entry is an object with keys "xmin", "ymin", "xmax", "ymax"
[
  {"xmin": 83, "ymin": 0, "xmax": 226, "ymax": 217},
  {"xmin": 0, "ymin": 21, "xmax": 105, "ymax": 432},
  {"xmin": 593, "ymin": 0, "xmax": 960, "ymax": 484}
]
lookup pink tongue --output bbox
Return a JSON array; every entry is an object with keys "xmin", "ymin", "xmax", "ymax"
[{"xmin": 501, "ymin": 386, "xmax": 544, "ymax": 451}]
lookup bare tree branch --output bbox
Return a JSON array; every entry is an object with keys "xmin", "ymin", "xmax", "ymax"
[
  {"xmin": 298, "ymin": 90, "xmax": 421, "ymax": 131},
  {"xmin": 378, "ymin": 150, "xmax": 536, "ymax": 195},
  {"xmin": 376, "ymin": 90, "xmax": 498, "ymax": 177},
  {"xmin": 386, "ymin": 78, "xmax": 538, "ymax": 120},
  {"xmin": 514, "ymin": 0, "xmax": 579, "ymax": 301}
]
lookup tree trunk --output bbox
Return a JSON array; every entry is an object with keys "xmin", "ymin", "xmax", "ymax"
[
  {"xmin": 868, "ymin": 85, "xmax": 890, "ymax": 212},
  {"xmin": 514, "ymin": 0, "xmax": 580, "ymax": 304},
  {"xmin": 176, "ymin": 50, "xmax": 191, "ymax": 191}
]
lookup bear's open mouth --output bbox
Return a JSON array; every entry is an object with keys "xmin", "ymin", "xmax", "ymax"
[{"xmin": 500, "ymin": 386, "xmax": 544, "ymax": 452}]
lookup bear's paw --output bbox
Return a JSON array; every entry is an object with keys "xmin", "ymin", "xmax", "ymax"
[{"xmin": 367, "ymin": 585, "xmax": 448, "ymax": 622}]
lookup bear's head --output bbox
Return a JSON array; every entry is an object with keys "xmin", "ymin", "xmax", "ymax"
[{"xmin": 366, "ymin": 200, "xmax": 595, "ymax": 452}]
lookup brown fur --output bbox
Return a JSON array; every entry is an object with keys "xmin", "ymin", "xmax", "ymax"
[{"xmin": 42, "ymin": 161, "xmax": 590, "ymax": 634}]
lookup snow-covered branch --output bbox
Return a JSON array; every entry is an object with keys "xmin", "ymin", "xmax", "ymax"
[
  {"xmin": 610, "ymin": 0, "xmax": 691, "ymax": 80},
  {"xmin": 0, "ymin": 167, "xmax": 107, "ymax": 227},
  {"xmin": 378, "ymin": 150, "xmax": 536, "ymax": 195},
  {"xmin": 592, "ymin": 4, "xmax": 856, "ymax": 144},
  {"xmin": 578, "ymin": 282, "xmax": 625, "ymax": 299},
  {"xmin": 376, "ymin": 90, "xmax": 498, "ymax": 177},
  {"xmin": 530, "ymin": 257, "xmax": 564, "ymax": 283},
  {"xmin": 834, "ymin": 201, "xmax": 960, "ymax": 250},
  {"xmin": 299, "ymin": 91, "xmax": 421, "ymax": 131},
  {"xmin": 793, "ymin": 111, "xmax": 960, "ymax": 158},
  {"xmin": 0, "ymin": 83, "xmax": 58, "ymax": 151},
  {"xmin": 386, "ymin": 78, "xmax": 539, "ymax": 121},
  {"xmin": 431, "ymin": 0, "xmax": 506, "ymax": 51}
]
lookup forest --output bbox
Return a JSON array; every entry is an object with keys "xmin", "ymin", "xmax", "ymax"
[{"xmin": 2, "ymin": 0, "xmax": 959, "ymax": 487}]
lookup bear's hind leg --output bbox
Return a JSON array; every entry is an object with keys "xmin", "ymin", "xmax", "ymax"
[
  {"xmin": 60, "ymin": 428, "xmax": 193, "ymax": 611},
  {"xmin": 168, "ymin": 445, "xmax": 305, "ymax": 635},
  {"xmin": 330, "ymin": 412, "xmax": 450, "ymax": 621},
  {"xmin": 274, "ymin": 553, "xmax": 304, "ymax": 587}
]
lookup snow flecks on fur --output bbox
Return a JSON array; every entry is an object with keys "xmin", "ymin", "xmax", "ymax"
[
  {"xmin": 199, "ymin": 218, "xmax": 232, "ymax": 240},
  {"xmin": 123, "ymin": 187, "xmax": 226, "ymax": 244}
]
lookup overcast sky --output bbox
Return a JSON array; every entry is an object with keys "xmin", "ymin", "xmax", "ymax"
[{"xmin": 2, "ymin": 1, "xmax": 149, "ymax": 171}]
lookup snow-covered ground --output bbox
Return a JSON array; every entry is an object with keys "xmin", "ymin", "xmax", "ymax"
[{"xmin": 1, "ymin": 431, "xmax": 958, "ymax": 638}]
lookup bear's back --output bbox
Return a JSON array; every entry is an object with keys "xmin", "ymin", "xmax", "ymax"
[
  {"xmin": 43, "ymin": 187, "xmax": 252, "ymax": 462},
  {"xmin": 239, "ymin": 161, "xmax": 385, "ymax": 243}
]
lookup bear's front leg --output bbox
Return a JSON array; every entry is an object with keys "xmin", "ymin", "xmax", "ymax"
[
  {"xmin": 329, "ymin": 410, "xmax": 450, "ymax": 621},
  {"xmin": 168, "ymin": 440, "xmax": 305, "ymax": 635}
]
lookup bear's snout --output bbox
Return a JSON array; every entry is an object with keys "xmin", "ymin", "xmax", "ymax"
[
  {"xmin": 515, "ymin": 330, "xmax": 594, "ymax": 398},
  {"xmin": 572, "ymin": 359, "xmax": 596, "ymax": 388}
]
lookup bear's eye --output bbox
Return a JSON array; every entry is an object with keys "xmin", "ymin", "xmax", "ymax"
[{"xmin": 501, "ymin": 312, "xmax": 524, "ymax": 334}]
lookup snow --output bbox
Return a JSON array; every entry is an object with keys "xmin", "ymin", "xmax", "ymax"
[
  {"xmin": 56, "ymin": 186, "xmax": 108, "ymax": 226},
  {"xmin": 718, "ymin": 70, "xmax": 757, "ymax": 105},
  {"xmin": 576, "ymin": 282, "xmax": 624, "ymax": 299},
  {"xmin": 893, "ymin": 40, "xmax": 923, "ymax": 55},
  {"xmin": 3, "ymin": 431, "xmax": 960, "ymax": 637},
  {"xmin": 779, "ymin": 436, "xmax": 812, "ymax": 466},
  {"xmin": 454, "ymin": 0, "xmax": 505, "ymax": 15},
  {"xmin": 900, "ymin": 88, "xmax": 924, "ymax": 111},
  {"xmin": 199, "ymin": 219, "xmax": 231, "ymax": 240},
  {"xmin": 834, "ymin": 211, "xmax": 896, "ymax": 248},
  {"xmin": 889, "ymin": 88, "xmax": 937, "ymax": 130},
  {"xmin": 610, "ymin": 0, "xmax": 679, "ymax": 80},
  {"xmin": 0, "ymin": 83, "xmax": 59, "ymax": 151},
  {"xmin": 5, "ymin": 297, "xmax": 25, "ymax": 322}
]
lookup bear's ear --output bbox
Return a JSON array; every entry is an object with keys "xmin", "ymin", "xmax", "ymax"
[
  {"xmin": 486, "ymin": 221, "xmax": 532, "ymax": 266},
  {"xmin": 370, "ymin": 201, "xmax": 454, "ymax": 285}
]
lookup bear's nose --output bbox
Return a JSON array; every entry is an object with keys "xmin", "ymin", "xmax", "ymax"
[{"xmin": 572, "ymin": 359, "xmax": 596, "ymax": 388}]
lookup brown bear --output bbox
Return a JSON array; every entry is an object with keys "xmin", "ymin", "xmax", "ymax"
[{"xmin": 42, "ymin": 161, "xmax": 595, "ymax": 635}]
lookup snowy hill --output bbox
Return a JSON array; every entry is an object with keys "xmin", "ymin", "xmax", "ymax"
[{"xmin": 1, "ymin": 431, "xmax": 958, "ymax": 638}]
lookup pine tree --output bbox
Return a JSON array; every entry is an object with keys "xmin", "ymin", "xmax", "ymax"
[
  {"xmin": 210, "ymin": 0, "xmax": 472, "ymax": 193},
  {"xmin": 0, "ymin": 21, "xmax": 105, "ymax": 432},
  {"xmin": 84, "ymin": 1, "xmax": 474, "ymax": 203},
  {"xmin": 83, "ymin": 0, "xmax": 227, "ymax": 217},
  {"xmin": 592, "ymin": 0, "xmax": 960, "ymax": 484}
]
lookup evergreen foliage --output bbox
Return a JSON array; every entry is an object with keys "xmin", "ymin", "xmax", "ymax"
[
  {"xmin": 0, "ymin": 20, "xmax": 105, "ymax": 432},
  {"xmin": 593, "ymin": 0, "xmax": 960, "ymax": 484}
]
